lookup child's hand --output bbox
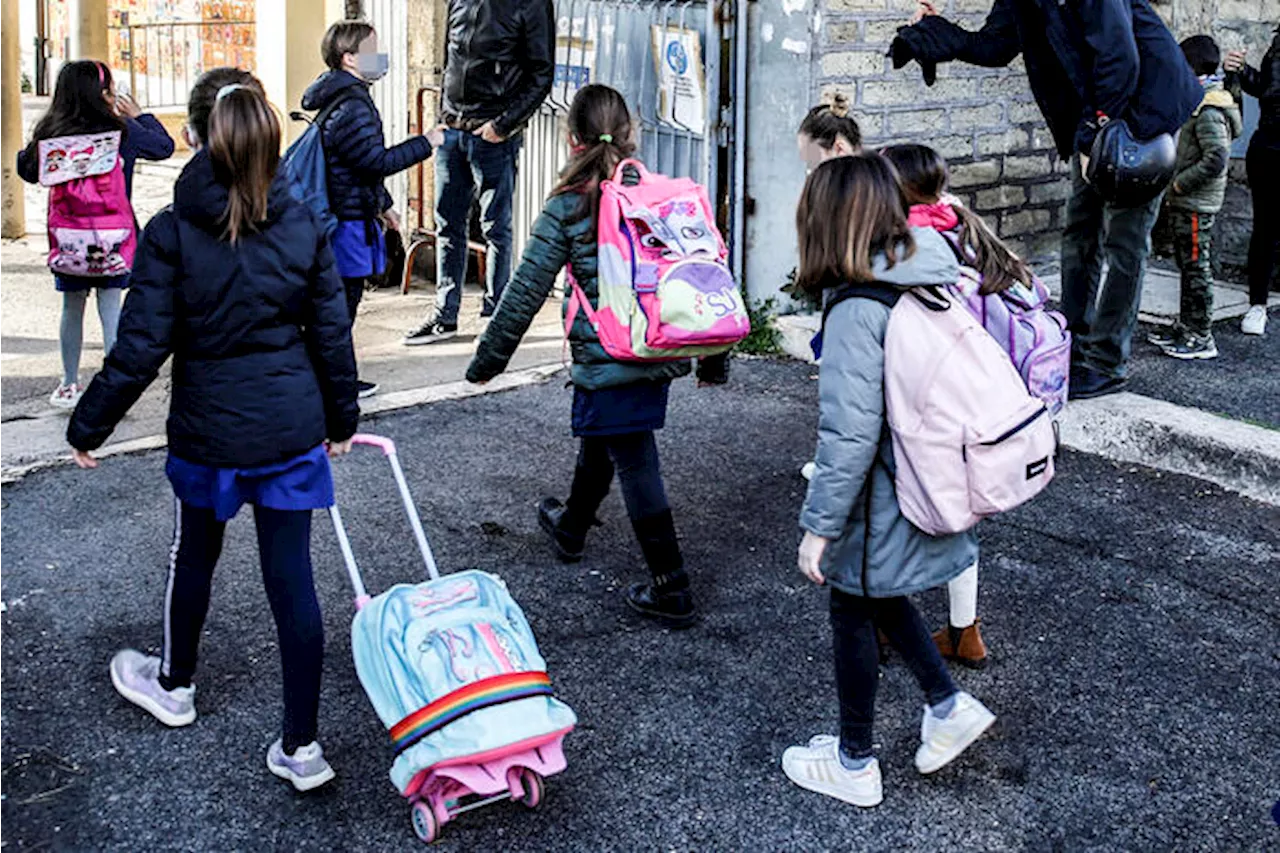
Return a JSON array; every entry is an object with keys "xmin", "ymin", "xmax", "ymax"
[
  {"xmin": 327, "ymin": 439, "xmax": 353, "ymax": 458},
  {"xmin": 382, "ymin": 208, "xmax": 401, "ymax": 232},
  {"xmin": 115, "ymin": 92, "xmax": 143, "ymax": 120},
  {"xmin": 1224, "ymin": 50, "xmax": 1246, "ymax": 73},
  {"xmin": 426, "ymin": 125, "xmax": 447, "ymax": 148},
  {"xmin": 798, "ymin": 531, "xmax": 830, "ymax": 585},
  {"xmin": 72, "ymin": 449, "xmax": 98, "ymax": 469}
]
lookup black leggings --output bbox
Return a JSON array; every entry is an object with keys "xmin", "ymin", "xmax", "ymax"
[
  {"xmin": 158, "ymin": 501, "xmax": 324, "ymax": 753},
  {"xmin": 1246, "ymin": 135, "xmax": 1280, "ymax": 307},
  {"xmin": 570, "ymin": 432, "xmax": 670, "ymax": 522},
  {"xmin": 831, "ymin": 588, "xmax": 956, "ymax": 759}
]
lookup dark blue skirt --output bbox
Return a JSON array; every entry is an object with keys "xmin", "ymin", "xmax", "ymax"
[
  {"xmin": 166, "ymin": 445, "xmax": 334, "ymax": 522},
  {"xmin": 572, "ymin": 381, "xmax": 671, "ymax": 438}
]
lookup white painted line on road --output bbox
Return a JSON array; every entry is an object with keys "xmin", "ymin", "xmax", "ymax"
[{"xmin": 0, "ymin": 364, "xmax": 567, "ymax": 484}]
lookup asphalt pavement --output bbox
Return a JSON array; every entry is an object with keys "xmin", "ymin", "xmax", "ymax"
[{"xmin": 2, "ymin": 360, "xmax": 1278, "ymax": 851}]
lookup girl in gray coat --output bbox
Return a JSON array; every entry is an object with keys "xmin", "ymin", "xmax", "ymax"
[{"xmin": 781, "ymin": 155, "xmax": 996, "ymax": 808}]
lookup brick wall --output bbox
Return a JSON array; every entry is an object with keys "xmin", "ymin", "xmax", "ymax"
[
  {"xmin": 816, "ymin": 0, "xmax": 1279, "ymax": 279},
  {"xmin": 819, "ymin": 0, "xmax": 1069, "ymax": 273}
]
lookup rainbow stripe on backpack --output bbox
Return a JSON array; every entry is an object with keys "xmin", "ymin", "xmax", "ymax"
[{"xmin": 565, "ymin": 160, "xmax": 749, "ymax": 361}]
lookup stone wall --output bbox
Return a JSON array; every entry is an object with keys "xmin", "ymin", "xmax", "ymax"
[
  {"xmin": 816, "ymin": 0, "xmax": 1279, "ymax": 279},
  {"xmin": 818, "ymin": 0, "xmax": 1069, "ymax": 273}
]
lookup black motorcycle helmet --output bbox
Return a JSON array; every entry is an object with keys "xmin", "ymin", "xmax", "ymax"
[{"xmin": 1086, "ymin": 118, "xmax": 1177, "ymax": 208}]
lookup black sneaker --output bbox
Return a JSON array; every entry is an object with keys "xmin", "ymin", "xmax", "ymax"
[
  {"xmin": 357, "ymin": 380, "xmax": 379, "ymax": 399},
  {"xmin": 1160, "ymin": 333, "xmax": 1218, "ymax": 360},
  {"xmin": 537, "ymin": 498, "xmax": 587, "ymax": 563},
  {"xmin": 1068, "ymin": 366, "xmax": 1127, "ymax": 400},
  {"xmin": 625, "ymin": 582, "xmax": 697, "ymax": 629},
  {"xmin": 403, "ymin": 319, "xmax": 458, "ymax": 346}
]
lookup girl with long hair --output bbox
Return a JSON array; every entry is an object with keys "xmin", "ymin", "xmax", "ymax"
[{"xmin": 68, "ymin": 69, "xmax": 358, "ymax": 792}]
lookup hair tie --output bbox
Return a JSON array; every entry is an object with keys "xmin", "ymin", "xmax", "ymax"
[
  {"xmin": 216, "ymin": 84, "xmax": 246, "ymax": 102},
  {"xmin": 598, "ymin": 134, "xmax": 613, "ymax": 143}
]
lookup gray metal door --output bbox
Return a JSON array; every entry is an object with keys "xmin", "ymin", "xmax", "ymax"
[{"xmin": 513, "ymin": 0, "xmax": 737, "ymax": 263}]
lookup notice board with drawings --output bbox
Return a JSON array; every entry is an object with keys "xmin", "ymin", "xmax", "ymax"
[{"xmin": 650, "ymin": 26, "xmax": 706, "ymax": 136}]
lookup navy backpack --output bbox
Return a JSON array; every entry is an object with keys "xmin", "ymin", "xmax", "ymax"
[{"xmin": 282, "ymin": 96, "xmax": 352, "ymax": 239}]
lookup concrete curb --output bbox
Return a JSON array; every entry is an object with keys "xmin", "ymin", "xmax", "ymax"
[
  {"xmin": 1056, "ymin": 392, "xmax": 1280, "ymax": 506},
  {"xmin": 0, "ymin": 364, "xmax": 566, "ymax": 485}
]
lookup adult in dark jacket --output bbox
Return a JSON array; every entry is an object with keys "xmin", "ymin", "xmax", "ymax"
[
  {"xmin": 404, "ymin": 0, "xmax": 555, "ymax": 346},
  {"xmin": 1226, "ymin": 26, "xmax": 1280, "ymax": 337},
  {"xmin": 891, "ymin": 0, "xmax": 1202, "ymax": 398},
  {"xmin": 303, "ymin": 20, "xmax": 440, "ymax": 396},
  {"xmin": 69, "ymin": 76, "xmax": 358, "ymax": 793}
]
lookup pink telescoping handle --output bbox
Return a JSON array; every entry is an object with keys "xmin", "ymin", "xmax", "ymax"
[{"xmin": 328, "ymin": 433, "xmax": 442, "ymax": 609}]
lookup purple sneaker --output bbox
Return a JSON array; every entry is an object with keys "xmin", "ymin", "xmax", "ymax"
[
  {"xmin": 109, "ymin": 649, "xmax": 196, "ymax": 727},
  {"xmin": 267, "ymin": 740, "xmax": 335, "ymax": 792}
]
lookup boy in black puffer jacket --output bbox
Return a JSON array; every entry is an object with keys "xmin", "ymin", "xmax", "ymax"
[
  {"xmin": 303, "ymin": 21, "xmax": 442, "ymax": 396},
  {"xmin": 69, "ymin": 70, "xmax": 358, "ymax": 794}
]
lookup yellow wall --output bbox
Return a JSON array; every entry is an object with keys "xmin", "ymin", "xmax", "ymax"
[{"xmin": 257, "ymin": 0, "xmax": 345, "ymax": 144}]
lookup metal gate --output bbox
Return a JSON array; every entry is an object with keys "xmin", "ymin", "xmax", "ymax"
[
  {"xmin": 364, "ymin": 0, "xmax": 410, "ymax": 216},
  {"xmin": 513, "ymin": 0, "xmax": 735, "ymax": 262}
]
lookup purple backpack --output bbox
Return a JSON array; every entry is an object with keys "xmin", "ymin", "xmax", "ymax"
[{"xmin": 942, "ymin": 233, "xmax": 1071, "ymax": 414}]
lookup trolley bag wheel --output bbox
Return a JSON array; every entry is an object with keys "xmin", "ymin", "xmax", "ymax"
[
  {"xmin": 515, "ymin": 768, "xmax": 544, "ymax": 809},
  {"xmin": 411, "ymin": 800, "xmax": 439, "ymax": 844}
]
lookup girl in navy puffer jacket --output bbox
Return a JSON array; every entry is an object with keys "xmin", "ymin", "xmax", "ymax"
[{"xmin": 68, "ymin": 69, "xmax": 358, "ymax": 793}]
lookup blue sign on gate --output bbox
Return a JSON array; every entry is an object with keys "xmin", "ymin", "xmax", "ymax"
[{"xmin": 665, "ymin": 40, "xmax": 688, "ymax": 75}]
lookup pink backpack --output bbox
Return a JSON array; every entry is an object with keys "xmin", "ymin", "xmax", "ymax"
[
  {"xmin": 564, "ymin": 160, "xmax": 749, "ymax": 361},
  {"xmin": 40, "ymin": 131, "xmax": 137, "ymax": 278},
  {"xmin": 881, "ymin": 287, "xmax": 1057, "ymax": 535}
]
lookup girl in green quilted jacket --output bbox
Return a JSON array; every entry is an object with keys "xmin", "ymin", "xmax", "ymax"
[{"xmin": 467, "ymin": 84, "xmax": 718, "ymax": 627}]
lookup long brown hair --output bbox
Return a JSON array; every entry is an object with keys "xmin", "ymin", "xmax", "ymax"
[
  {"xmin": 881, "ymin": 143, "xmax": 1032, "ymax": 295},
  {"xmin": 207, "ymin": 84, "xmax": 280, "ymax": 243},
  {"xmin": 187, "ymin": 67, "xmax": 262, "ymax": 147},
  {"xmin": 30, "ymin": 60, "xmax": 124, "ymax": 143},
  {"xmin": 552, "ymin": 85, "xmax": 637, "ymax": 222},
  {"xmin": 795, "ymin": 154, "xmax": 915, "ymax": 294}
]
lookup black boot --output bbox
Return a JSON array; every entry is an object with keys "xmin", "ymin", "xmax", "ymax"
[
  {"xmin": 538, "ymin": 498, "xmax": 593, "ymax": 563},
  {"xmin": 626, "ymin": 510, "xmax": 697, "ymax": 628}
]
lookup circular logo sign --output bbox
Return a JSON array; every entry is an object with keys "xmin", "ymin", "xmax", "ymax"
[{"xmin": 665, "ymin": 40, "xmax": 688, "ymax": 75}]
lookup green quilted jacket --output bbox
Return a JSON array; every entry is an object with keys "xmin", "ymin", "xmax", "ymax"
[
  {"xmin": 467, "ymin": 187, "xmax": 695, "ymax": 390},
  {"xmin": 1168, "ymin": 83, "xmax": 1243, "ymax": 214}
]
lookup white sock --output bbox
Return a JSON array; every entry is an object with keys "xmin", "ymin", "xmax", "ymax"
[{"xmin": 948, "ymin": 561, "xmax": 979, "ymax": 629}]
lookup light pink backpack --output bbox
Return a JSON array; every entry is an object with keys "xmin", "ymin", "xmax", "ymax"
[
  {"xmin": 40, "ymin": 131, "xmax": 137, "ymax": 278},
  {"xmin": 564, "ymin": 160, "xmax": 750, "ymax": 361},
  {"xmin": 882, "ymin": 287, "xmax": 1058, "ymax": 535}
]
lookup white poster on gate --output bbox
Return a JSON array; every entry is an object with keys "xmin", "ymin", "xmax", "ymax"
[
  {"xmin": 555, "ymin": 36, "xmax": 597, "ymax": 102},
  {"xmin": 651, "ymin": 26, "xmax": 706, "ymax": 136}
]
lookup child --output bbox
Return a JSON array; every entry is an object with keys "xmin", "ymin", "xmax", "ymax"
[
  {"xmin": 17, "ymin": 60, "xmax": 175, "ymax": 409},
  {"xmin": 67, "ymin": 69, "xmax": 359, "ymax": 792},
  {"xmin": 1152, "ymin": 35, "xmax": 1243, "ymax": 358},
  {"xmin": 302, "ymin": 20, "xmax": 441, "ymax": 397},
  {"xmin": 881, "ymin": 142, "xmax": 1042, "ymax": 669},
  {"xmin": 467, "ymin": 84, "xmax": 719, "ymax": 627},
  {"xmin": 796, "ymin": 92, "xmax": 862, "ymax": 173},
  {"xmin": 782, "ymin": 154, "xmax": 995, "ymax": 808}
]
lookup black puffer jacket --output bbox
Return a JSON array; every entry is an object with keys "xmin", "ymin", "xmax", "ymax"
[
  {"xmin": 1230, "ymin": 26, "xmax": 1280, "ymax": 141},
  {"xmin": 442, "ymin": 0, "xmax": 555, "ymax": 139},
  {"xmin": 68, "ymin": 151, "xmax": 359, "ymax": 467},
  {"xmin": 301, "ymin": 70, "xmax": 433, "ymax": 221},
  {"xmin": 893, "ymin": 0, "xmax": 1201, "ymax": 158}
]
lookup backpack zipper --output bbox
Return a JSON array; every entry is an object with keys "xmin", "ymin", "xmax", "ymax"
[{"xmin": 978, "ymin": 405, "xmax": 1049, "ymax": 446}]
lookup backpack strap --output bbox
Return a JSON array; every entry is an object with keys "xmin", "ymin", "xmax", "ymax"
[{"xmin": 820, "ymin": 282, "xmax": 904, "ymax": 328}]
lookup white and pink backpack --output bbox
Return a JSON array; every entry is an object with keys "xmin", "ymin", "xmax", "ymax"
[
  {"xmin": 836, "ymin": 285, "xmax": 1058, "ymax": 535},
  {"xmin": 39, "ymin": 131, "xmax": 137, "ymax": 278},
  {"xmin": 565, "ymin": 160, "xmax": 750, "ymax": 361}
]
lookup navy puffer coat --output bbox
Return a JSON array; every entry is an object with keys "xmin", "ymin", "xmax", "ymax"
[
  {"xmin": 301, "ymin": 70, "xmax": 433, "ymax": 221},
  {"xmin": 68, "ymin": 150, "xmax": 359, "ymax": 467}
]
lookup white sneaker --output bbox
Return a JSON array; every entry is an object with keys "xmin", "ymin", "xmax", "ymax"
[
  {"xmin": 914, "ymin": 691, "xmax": 996, "ymax": 774},
  {"xmin": 267, "ymin": 740, "xmax": 336, "ymax": 792},
  {"xmin": 1241, "ymin": 305, "xmax": 1267, "ymax": 336},
  {"xmin": 109, "ymin": 649, "xmax": 196, "ymax": 727},
  {"xmin": 49, "ymin": 383, "xmax": 83, "ymax": 410},
  {"xmin": 781, "ymin": 734, "xmax": 883, "ymax": 807},
  {"xmin": 800, "ymin": 461, "xmax": 817, "ymax": 481}
]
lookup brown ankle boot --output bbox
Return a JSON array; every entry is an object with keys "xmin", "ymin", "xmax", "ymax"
[{"xmin": 932, "ymin": 619, "xmax": 988, "ymax": 669}]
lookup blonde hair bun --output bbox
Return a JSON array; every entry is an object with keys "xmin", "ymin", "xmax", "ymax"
[{"xmin": 829, "ymin": 92, "xmax": 851, "ymax": 118}]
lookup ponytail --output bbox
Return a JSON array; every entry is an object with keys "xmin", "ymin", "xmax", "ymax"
[
  {"xmin": 552, "ymin": 85, "xmax": 636, "ymax": 223},
  {"xmin": 953, "ymin": 204, "xmax": 1033, "ymax": 295},
  {"xmin": 207, "ymin": 85, "xmax": 280, "ymax": 243}
]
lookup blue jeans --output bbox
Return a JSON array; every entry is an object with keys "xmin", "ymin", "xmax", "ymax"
[
  {"xmin": 434, "ymin": 128, "xmax": 521, "ymax": 323},
  {"xmin": 1060, "ymin": 154, "xmax": 1164, "ymax": 379}
]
